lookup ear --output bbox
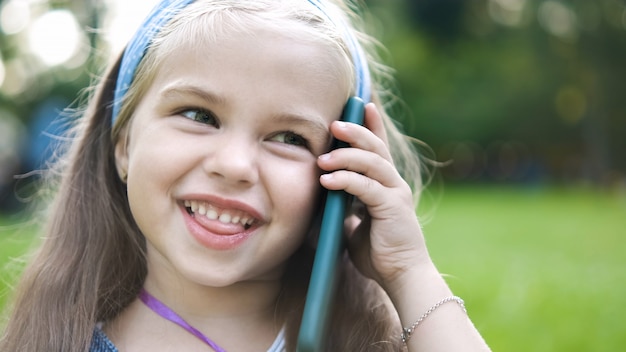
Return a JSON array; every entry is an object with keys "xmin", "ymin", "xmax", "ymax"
[{"xmin": 114, "ymin": 128, "xmax": 130, "ymax": 183}]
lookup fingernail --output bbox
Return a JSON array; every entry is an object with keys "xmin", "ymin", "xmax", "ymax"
[
  {"xmin": 318, "ymin": 153, "xmax": 331, "ymax": 161},
  {"xmin": 320, "ymin": 173, "xmax": 334, "ymax": 181},
  {"xmin": 335, "ymin": 121, "xmax": 347, "ymax": 128}
]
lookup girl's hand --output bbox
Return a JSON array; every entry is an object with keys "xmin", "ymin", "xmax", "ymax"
[
  {"xmin": 317, "ymin": 103, "xmax": 431, "ymax": 292},
  {"xmin": 319, "ymin": 103, "xmax": 491, "ymax": 352}
]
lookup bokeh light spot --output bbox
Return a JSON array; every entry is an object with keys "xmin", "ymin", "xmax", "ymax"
[
  {"xmin": 538, "ymin": 1, "xmax": 578, "ymax": 41},
  {"xmin": 488, "ymin": 0, "xmax": 527, "ymax": 27},
  {"xmin": 27, "ymin": 9, "xmax": 81, "ymax": 67},
  {"xmin": 0, "ymin": 57, "xmax": 5, "ymax": 88},
  {"xmin": 0, "ymin": 0, "xmax": 31, "ymax": 35}
]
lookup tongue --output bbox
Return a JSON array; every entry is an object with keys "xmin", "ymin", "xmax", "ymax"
[{"xmin": 193, "ymin": 214, "xmax": 247, "ymax": 236}]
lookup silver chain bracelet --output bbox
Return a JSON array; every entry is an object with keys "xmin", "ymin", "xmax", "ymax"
[{"xmin": 400, "ymin": 296, "xmax": 467, "ymax": 344}]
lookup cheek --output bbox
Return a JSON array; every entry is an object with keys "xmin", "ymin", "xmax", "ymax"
[
  {"xmin": 127, "ymin": 145, "xmax": 174, "ymax": 201},
  {"xmin": 125, "ymin": 136, "xmax": 198, "ymax": 225},
  {"xmin": 127, "ymin": 128, "xmax": 198, "ymax": 185},
  {"xmin": 261, "ymin": 171, "xmax": 322, "ymax": 274},
  {"xmin": 269, "ymin": 161, "xmax": 323, "ymax": 232}
]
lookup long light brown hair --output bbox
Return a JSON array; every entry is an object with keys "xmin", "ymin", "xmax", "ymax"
[{"xmin": 1, "ymin": 1, "xmax": 421, "ymax": 350}]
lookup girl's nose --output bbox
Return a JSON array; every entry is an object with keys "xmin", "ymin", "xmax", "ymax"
[{"xmin": 203, "ymin": 135, "xmax": 259, "ymax": 186}]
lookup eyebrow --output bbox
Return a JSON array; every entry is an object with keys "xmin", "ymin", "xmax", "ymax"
[{"xmin": 159, "ymin": 85, "xmax": 227, "ymax": 105}]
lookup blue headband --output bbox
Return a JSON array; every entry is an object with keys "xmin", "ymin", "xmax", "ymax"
[{"xmin": 111, "ymin": 0, "xmax": 372, "ymax": 124}]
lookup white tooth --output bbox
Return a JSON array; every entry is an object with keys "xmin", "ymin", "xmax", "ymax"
[
  {"xmin": 246, "ymin": 218, "xmax": 254, "ymax": 225},
  {"xmin": 190, "ymin": 201, "xmax": 198, "ymax": 212},
  {"xmin": 240, "ymin": 216, "xmax": 250, "ymax": 226},
  {"xmin": 184, "ymin": 200, "xmax": 191, "ymax": 207},
  {"xmin": 218, "ymin": 213, "xmax": 231, "ymax": 224},
  {"xmin": 197, "ymin": 203, "xmax": 207, "ymax": 215},
  {"xmin": 206, "ymin": 208, "xmax": 218, "ymax": 220},
  {"xmin": 231, "ymin": 215, "xmax": 240, "ymax": 224}
]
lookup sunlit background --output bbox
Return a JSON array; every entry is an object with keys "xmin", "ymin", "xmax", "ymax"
[
  {"xmin": 1, "ymin": 0, "xmax": 625, "ymax": 195},
  {"xmin": 0, "ymin": 0, "xmax": 161, "ymax": 206},
  {"xmin": 1, "ymin": 1, "xmax": 625, "ymax": 351}
]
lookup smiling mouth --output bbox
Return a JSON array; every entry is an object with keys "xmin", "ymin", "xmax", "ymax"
[{"xmin": 184, "ymin": 200, "xmax": 255, "ymax": 230}]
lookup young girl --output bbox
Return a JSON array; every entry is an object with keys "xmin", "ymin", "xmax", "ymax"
[{"xmin": 1, "ymin": 0, "xmax": 490, "ymax": 351}]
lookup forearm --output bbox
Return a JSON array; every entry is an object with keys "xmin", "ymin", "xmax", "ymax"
[{"xmin": 386, "ymin": 262, "xmax": 491, "ymax": 352}]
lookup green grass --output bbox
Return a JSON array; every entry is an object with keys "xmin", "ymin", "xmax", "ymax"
[
  {"xmin": 0, "ymin": 215, "xmax": 38, "ymax": 310},
  {"xmin": 418, "ymin": 186, "xmax": 626, "ymax": 352},
  {"xmin": 1, "ymin": 186, "xmax": 625, "ymax": 350}
]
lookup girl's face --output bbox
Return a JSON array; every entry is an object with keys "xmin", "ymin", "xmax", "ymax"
[{"xmin": 115, "ymin": 27, "xmax": 350, "ymax": 288}]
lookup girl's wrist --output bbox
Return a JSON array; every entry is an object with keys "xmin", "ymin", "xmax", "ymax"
[
  {"xmin": 378, "ymin": 245, "xmax": 436, "ymax": 299},
  {"xmin": 384, "ymin": 260, "xmax": 455, "ymax": 329},
  {"xmin": 384, "ymin": 260, "xmax": 488, "ymax": 351}
]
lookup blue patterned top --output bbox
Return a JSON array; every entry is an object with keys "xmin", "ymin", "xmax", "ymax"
[
  {"xmin": 89, "ymin": 328, "xmax": 118, "ymax": 352},
  {"xmin": 89, "ymin": 326, "xmax": 286, "ymax": 352}
]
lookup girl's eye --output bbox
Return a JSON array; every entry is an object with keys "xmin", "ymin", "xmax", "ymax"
[
  {"xmin": 270, "ymin": 131, "xmax": 309, "ymax": 148},
  {"xmin": 180, "ymin": 109, "xmax": 219, "ymax": 127}
]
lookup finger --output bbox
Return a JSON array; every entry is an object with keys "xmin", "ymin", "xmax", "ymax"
[
  {"xmin": 363, "ymin": 103, "xmax": 389, "ymax": 147},
  {"xmin": 320, "ymin": 170, "xmax": 388, "ymax": 209},
  {"xmin": 317, "ymin": 148, "xmax": 402, "ymax": 188},
  {"xmin": 345, "ymin": 215, "xmax": 381, "ymax": 282},
  {"xmin": 329, "ymin": 119, "xmax": 392, "ymax": 164},
  {"xmin": 343, "ymin": 214, "xmax": 362, "ymax": 239}
]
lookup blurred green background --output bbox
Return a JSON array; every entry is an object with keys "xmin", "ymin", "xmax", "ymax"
[{"xmin": 1, "ymin": 0, "xmax": 625, "ymax": 350}]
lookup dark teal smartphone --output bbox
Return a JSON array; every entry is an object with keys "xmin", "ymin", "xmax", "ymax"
[{"xmin": 296, "ymin": 96, "xmax": 366, "ymax": 352}]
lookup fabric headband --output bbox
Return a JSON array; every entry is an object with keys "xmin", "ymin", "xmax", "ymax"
[{"xmin": 111, "ymin": 0, "xmax": 372, "ymax": 124}]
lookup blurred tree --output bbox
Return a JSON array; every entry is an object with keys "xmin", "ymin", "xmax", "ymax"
[
  {"xmin": 0, "ymin": 0, "xmax": 99, "ymax": 211},
  {"xmin": 406, "ymin": 0, "xmax": 466, "ymax": 39},
  {"xmin": 366, "ymin": 0, "xmax": 626, "ymax": 186},
  {"xmin": 0, "ymin": 0, "xmax": 624, "ymax": 202}
]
